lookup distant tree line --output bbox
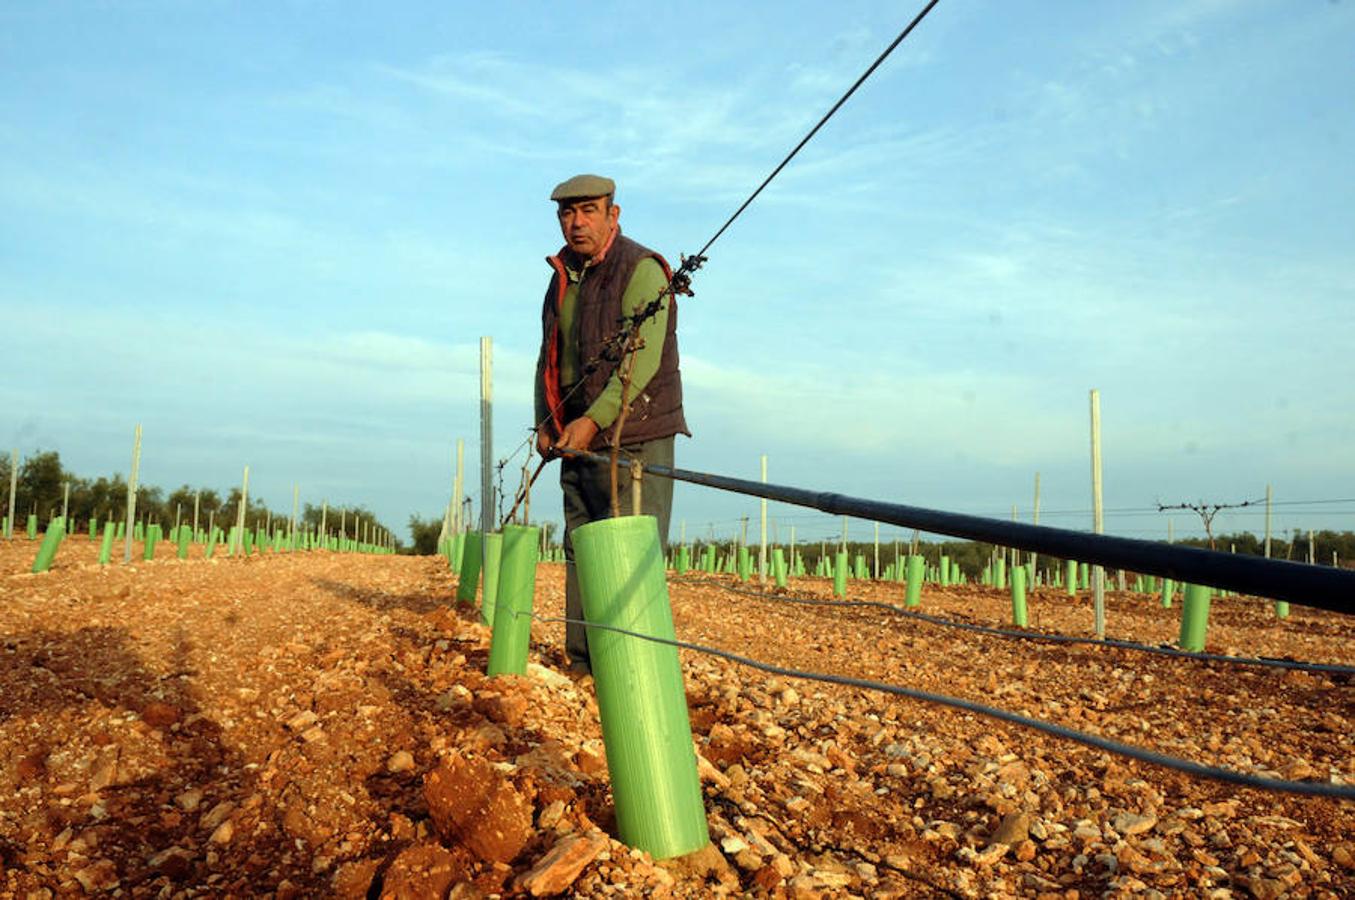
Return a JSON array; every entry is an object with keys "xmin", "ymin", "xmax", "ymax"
[
  {"xmin": 404, "ymin": 515, "xmax": 558, "ymax": 556},
  {"xmin": 1, "ymin": 450, "xmax": 396, "ymax": 544}
]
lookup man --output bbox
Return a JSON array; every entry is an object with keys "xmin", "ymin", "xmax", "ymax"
[{"xmin": 534, "ymin": 173, "xmax": 689, "ymax": 676}]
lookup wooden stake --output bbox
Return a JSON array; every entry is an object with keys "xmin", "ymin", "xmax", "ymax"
[
  {"xmin": 62, "ymin": 482, "xmax": 70, "ymax": 522},
  {"xmin": 1264, "ymin": 484, "xmax": 1273, "ymax": 558},
  {"xmin": 192, "ymin": 490, "xmax": 200, "ymax": 540},
  {"xmin": 629, "ymin": 459, "xmax": 642, "ymax": 517},
  {"xmin": 5, "ymin": 449, "xmax": 17, "ymax": 539},
  {"xmin": 1089, "ymin": 389, "xmax": 1105, "ymax": 639},
  {"xmin": 234, "ymin": 465, "xmax": 249, "ymax": 554},
  {"xmin": 759, "ymin": 455, "xmax": 768, "ymax": 582},
  {"xmin": 873, "ymin": 522, "xmax": 879, "ymax": 580},
  {"xmin": 1031, "ymin": 471, "xmax": 1041, "ymax": 576},
  {"xmin": 479, "ymin": 337, "xmax": 494, "ymax": 537},
  {"xmin": 123, "ymin": 425, "xmax": 142, "ymax": 563}
]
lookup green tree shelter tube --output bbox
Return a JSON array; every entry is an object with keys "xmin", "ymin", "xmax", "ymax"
[
  {"xmin": 1160, "ymin": 578, "xmax": 1175, "ymax": 609},
  {"xmin": 144, "ymin": 524, "xmax": 161, "ymax": 560},
  {"xmin": 1065, "ymin": 559, "xmax": 1078, "ymax": 596},
  {"xmin": 98, "ymin": 522, "xmax": 115, "ymax": 565},
  {"xmin": 1274, "ymin": 599, "xmax": 1290, "ymax": 619},
  {"xmin": 27, "ymin": 514, "xmax": 38, "ymax": 540},
  {"xmin": 939, "ymin": 554, "xmax": 950, "ymax": 587},
  {"xmin": 480, "ymin": 532, "xmax": 504, "ymax": 628},
  {"xmin": 736, "ymin": 546, "xmax": 750, "ymax": 582},
  {"xmin": 833, "ymin": 551, "xmax": 848, "ymax": 598},
  {"xmin": 176, "ymin": 525, "xmax": 191, "ymax": 560},
  {"xmin": 487, "ymin": 525, "xmax": 539, "ymax": 676},
  {"xmin": 1179, "ymin": 584, "xmax": 1212, "ymax": 652},
  {"xmin": 32, "ymin": 517, "xmax": 66, "ymax": 573},
  {"xmin": 456, "ymin": 531, "xmax": 483, "ymax": 604},
  {"xmin": 1011, "ymin": 564, "xmax": 1028, "ymax": 627},
  {"xmin": 773, "ymin": 548, "xmax": 787, "ymax": 588},
  {"xmin": 905, "ymin": 554, "xmax": 924, "ymax": 607},
  {"xmin": 573, "ymin": 515, "xmax": 708, "ymax": 859},
  {"xmin": 675, "ymin": 545, "xmax": 689, "ymax": 574}
]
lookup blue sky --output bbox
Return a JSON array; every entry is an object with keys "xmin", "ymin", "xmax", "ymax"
[{"xmin": 2, "ymin": 1, "xmax": 1352, "ymax": 547}]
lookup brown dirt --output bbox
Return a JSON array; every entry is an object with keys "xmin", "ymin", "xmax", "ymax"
[{"xmin": 1, "ymin": 534, "xmax": 1352, "ymax": 898}]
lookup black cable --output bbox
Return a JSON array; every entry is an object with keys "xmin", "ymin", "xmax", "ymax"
[
  {"xmin": 561, "ymin": 449, "xmax": 1355, "ymax": 614},
  {"xmin": 530, "ymin": 2, "xmax": 944, "ymax": 452},
  {"xmin": 527, "ymin": 613, "xmax": 1354, "ymax": 800},
  {"xmin": 696, "ymin": 0, "xmax": 943, "ymax": 258},
  {"xmin": 676, "ymin": 575, "xmax": 1355, "ymax": 676}
]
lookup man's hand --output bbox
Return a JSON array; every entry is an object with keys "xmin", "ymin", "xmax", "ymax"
[
  {"xmin": 536, "ymin": 428, "xmax": 555, "ymax": 457},
  {"xmin": 554, "ymin": 416, "xmax": 600, "ymax": 454}
]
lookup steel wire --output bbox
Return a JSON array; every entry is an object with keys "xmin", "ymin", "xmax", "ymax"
[{"xmin": 524, "ymin": 612, "xmax": 1355, "ymax": 800}]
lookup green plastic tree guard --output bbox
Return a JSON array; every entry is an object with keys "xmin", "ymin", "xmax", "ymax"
[
  {"xmin": 1079, "ymin": 562, "xmax": 1090, "ymax": 589},
  {"xmin": 143, "ymin": 524, "xmax": 161, "ymax": 560},
  {"xmin": 1011, "ymin": 565, "xmax": 1028, "ymax": 627},
  {"xmin": 573, "ymin": 514, "xmax": 709, "ymax": 859},
  {"xmin": 1065, "ymin": 560, "xmax": 1077, "ymax": 596},
  {"xmin": 939, "ymin": 554, "xmax": 950, "ymax": 587},
  {"xmin": 456, "ymin": 531, "xmax": 483, "ymax": 604},
  {"xmin": 27, "ymin": 514, "xmax": 38, "ymax": 540},
  {"xmin": 176, "ymin": 525, "xmax": 191, "ymax": 560},
  {"xmin": 97, "ymin": 522, "xmax": 115, "ymax": 565},
  {"xmin": 994, "ymin": 557, "xmax": 1006, "ymax": 590},
  {"xmin": 675, "ymin": 545, "xmax": 690, "ymax": 575},
  {"xmin": 773, "ymin": 548, "xmax": 787, "ymax": 588},
  {"xmin": 952, "ymin": 561, "xmax": 962, "ymax": 585},
  {"xmin": 1179, "ymin": 584, "xmax": 1212, "ymax": 652},
  {"xmin": 1274, "ymin": 600, "xmax": 1290, "ymax": 619},
  {"xmin": 205, "ymin": 526, "xmax": 219, "ymax": 559},
  {"xmin": 833, "ymin": 551, "xmax": 848, "ymax": 598},
  {"xmin": 736, "ymin": 546, "xmax": 750, "ymax": 582},
  {"xmin": 480, "ymin": 533, "xmax": 505, "ymax": 628},
  {"xmin": 487, "ymin": 525, "xmax": 539, "ymax": 676},
  {"xmin": 1160, "ymin": 578, "xmax": 1174, "ymax": 609},
  {"xmin": 31, "ymin": 517, "xmax": 66, "ymax": 573},
  {"xmin": 853, "ymin": 555, "xmax": 866, "ymax": 580},
  {"xmin": 89, "ymin": 518, "xmax": 98, "ymax": 540},
  {"xmin": 905, "ymin": 554, "xmax": 924, "ymax": 607}
]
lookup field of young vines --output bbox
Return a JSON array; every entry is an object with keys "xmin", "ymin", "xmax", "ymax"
[{"xmin": 1, "ymin": 536, "xmax": 1352, "ymax": 898}]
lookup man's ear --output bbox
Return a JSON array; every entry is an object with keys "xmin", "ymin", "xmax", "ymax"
[{"xmin": 608, "ymin": 203, "xmax": 621, "ymax": 226}]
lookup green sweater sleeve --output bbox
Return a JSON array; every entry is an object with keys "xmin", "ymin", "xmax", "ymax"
[{"xmin": 585, "ymin": 257, "xmax": 670, "ymax": 430}]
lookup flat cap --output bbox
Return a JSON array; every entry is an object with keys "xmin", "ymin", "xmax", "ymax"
[{"xmin": 550, "ymin": 173, "xmax": 615, "ymax": 202}]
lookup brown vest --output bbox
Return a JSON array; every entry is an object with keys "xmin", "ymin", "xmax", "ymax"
[{"xmin": 540, "ymin": 232, "xmax": 690, "ymax": 449}]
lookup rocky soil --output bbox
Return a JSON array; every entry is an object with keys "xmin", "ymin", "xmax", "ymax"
[{"xmin": 1, "ymin": 535, "xmax": 1352, "ymax": 898}]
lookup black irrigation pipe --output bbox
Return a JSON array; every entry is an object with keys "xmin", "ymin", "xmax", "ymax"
[
  {"xmin": 531, "ymin": 613, "xmax": 1355, "ymax": 801},
  {"xmin": 570, "ymin": 452, "xmax": 1355, "ymax": 615},
  {"xmin": 675, "ymin": 575, "xmax": 1355, "ymax": 676}
]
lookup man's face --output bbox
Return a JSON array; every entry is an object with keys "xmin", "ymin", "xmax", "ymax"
[{"xmin": 557, "ymin": 196, "xmax": 619, "ymax": 259}]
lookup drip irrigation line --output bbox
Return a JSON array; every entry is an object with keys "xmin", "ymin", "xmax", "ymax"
[
  {"xmin": 674, "ymin": 575, "xmax": 1355, "ymax": 676},
  {"xmin": 561, "ymin": 450, "xmax": 1355, "ymax": 614},
  {"xmin": 525, "ymin": 612, "xmax": 1355, "ymax": 800},
  {"xmin": 695, "ymin": 0, "xmax": 943, "ymax": 258}
]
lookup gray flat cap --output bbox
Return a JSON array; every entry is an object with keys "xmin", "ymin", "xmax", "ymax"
[{"xmin": 550, "ymin": 173, "xmax": 615, "ymax": 202}]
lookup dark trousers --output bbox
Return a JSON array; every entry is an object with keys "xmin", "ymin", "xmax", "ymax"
[{"xmin": 561, "ymin": 436, "xmax": 674, "ymax": 670}]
